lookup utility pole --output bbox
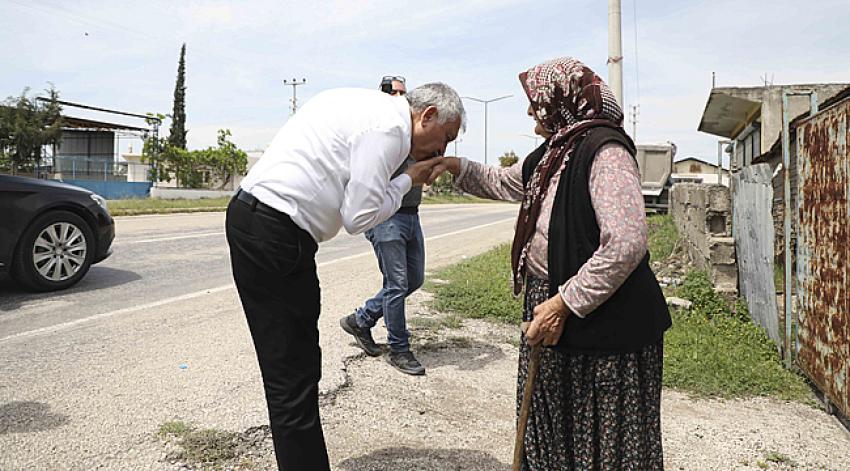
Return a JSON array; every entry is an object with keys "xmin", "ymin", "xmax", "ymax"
[
  {"xmin": 608, "ymin": 0, "xmax": 624, "ymax": 107},
  {"xmin": 462, "ymin": 95, "xmax": 512, "ymax": 165},
  {"xmin": 283, "ymin": 78, "xmax": 307, "ymax": 114},
  {"xmin": 629, "ymin": 105, "xmax": 639, "ymax": 140},
  {"xmin": 453, "ymin": 138, "xmax": 462, "ymax": 157}
]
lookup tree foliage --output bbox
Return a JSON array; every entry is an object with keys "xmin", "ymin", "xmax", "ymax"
[
  {"xmin": 167, "ymin": 43, "xmax": 188, "ymax": 150},
  {"xmin": 499, "ymin": 150, "xmax": 519, "ymax": 168},
  {"xmin": 0, "ymin": 86, "xmax": 63, "ymax": 175},
  {"xmin": 142, "ymin": 127, "xmax": 247, "ymax": 189},
  {"xmin": 429, "ymin": 170, "xmax": 458, "ymax": 195}
]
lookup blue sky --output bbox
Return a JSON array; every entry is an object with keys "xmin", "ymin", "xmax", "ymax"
[{"xmin": 2, "ymin": 0, "xmax": 849, "ymax": 165}]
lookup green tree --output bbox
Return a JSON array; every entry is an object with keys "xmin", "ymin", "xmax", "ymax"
[
  {"xmin": 141, "ymin": 113, "xmax": 173, "ymax": 183},
  {"xmin": 198, "ymin": 129, "xmax": 248, "ymax": 190},
  {"xmin": 142, "ymin": 126, "xmax": 247, "ymax": 189},
  {"xmin": 499, "ymin": 150, "xmax": 519, "ymax": 168},
  {"xmin": 167, "ymin": 43, "xmax": 188, "ymax": 150},
  {"xmin": 0, "ymin": 86, "xmax": 63, "ymax": 175},
  {"xmin": 429, "ymin": 171, "xmax": 457, "ymax": 195},
  {"xmin": 142, "ymin": 138, "xmax": 202, "ymax": 188}
]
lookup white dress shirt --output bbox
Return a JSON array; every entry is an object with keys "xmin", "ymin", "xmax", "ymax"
[{"xmin": 240, "ymin": 88, "xmax": 413, "ymax": 243}]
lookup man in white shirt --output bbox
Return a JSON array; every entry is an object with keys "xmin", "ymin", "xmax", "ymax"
[{"xmin": 226, "ymin": 83, "xmax": 465, "ymax": 470}]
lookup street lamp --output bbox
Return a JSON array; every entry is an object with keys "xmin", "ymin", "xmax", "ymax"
[{"xmin": 462, "ymin": 94, "xmax": 512, "ymax": 165}]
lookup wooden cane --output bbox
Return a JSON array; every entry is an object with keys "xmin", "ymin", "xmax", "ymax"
[{"xmin": 512, "ymin": 342, "xmax": 542, "ymax": 471}]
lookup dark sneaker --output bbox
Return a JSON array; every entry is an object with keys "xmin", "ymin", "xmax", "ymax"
[
  {"xmin": 340, "ymin": 314, "xmax": 381, "ymax": 357},
  {"xmin": 387, "ymin": 351, "xmax": 426, "ymax": 376}
]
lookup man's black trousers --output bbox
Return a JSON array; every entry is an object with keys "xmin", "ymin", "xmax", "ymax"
[{"xmin": 225, "ymin": 192, "xmax": 330, "ymax": 470}]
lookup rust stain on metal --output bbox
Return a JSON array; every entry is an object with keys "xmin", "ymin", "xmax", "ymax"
[{"xmin": 796, "ymin": 97, "xmax": 850, "ymax": 418}]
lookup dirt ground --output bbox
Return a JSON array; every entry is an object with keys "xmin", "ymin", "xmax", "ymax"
[{"xmin": 159, "ymin": 289, "xmax": 850, "ymax": 470}]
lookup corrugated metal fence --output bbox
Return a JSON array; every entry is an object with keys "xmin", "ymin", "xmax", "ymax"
[{"xmin": 795, "ymin": 96, "xmax": 850, "ymax": 418}]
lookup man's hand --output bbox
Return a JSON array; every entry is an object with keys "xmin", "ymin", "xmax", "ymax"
[
  {"xmin": 525, "ymin": 294, "xmax": 569, "ymax": 346},
  {"xmin": 406, "ymin": 158, "xmax": 448, "ymax": 186}
]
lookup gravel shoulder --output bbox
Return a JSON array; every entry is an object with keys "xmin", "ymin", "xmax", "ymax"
[{"xmin": 153, "ymin": 289, "xmax": 850, "ymax": 470}]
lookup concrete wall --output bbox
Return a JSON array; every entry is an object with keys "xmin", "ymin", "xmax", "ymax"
[
  {"xmin": 60, "ymin": 180, "xmax": 152, "ymax": 199},
  {"xmin": 671, "ymin": 183, "xmax": 738, "ymax": 294}
]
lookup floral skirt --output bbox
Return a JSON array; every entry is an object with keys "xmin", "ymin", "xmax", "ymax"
[{"xmin": 516, "ymin": 277, "xmax": 664, "ymax": 470}]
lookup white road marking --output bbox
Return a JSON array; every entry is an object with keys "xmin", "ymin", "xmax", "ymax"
[
  {"xmin": 0, "ymin": 217, "xmax": 515, "ymax": 344},
  {"xmin": 115, "ymin": 232, "xmax": 225, "ymax": 245}
]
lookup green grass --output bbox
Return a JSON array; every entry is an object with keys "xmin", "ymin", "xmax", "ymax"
[
  {"xmin": 421, "ymin": 193, "xmax": 501, "ymax": 204},
  {"xmin": 427, "ymin": 223, "xmax": 813, "ymax": 402},
  {"xmin": 108, "ymin": 197, "xmax": 231, "ymax": 216},
  {"xmin": 158, "ymin": 420, "xmax": 239, "ymax": 467},
  {"xmin": 764, "ymin": 451, "xmax": 796, "ymax": 467},
  {"xmin": 426, "ymin": 243, "xmax": 522, "ymax": 325},
  {"xmin": 647, "ymin": 214, "xmax": 677, "ymax": 261},
  {"xmin": 107, "ymin": 193, "xmax": 499, "ymax": 216},
  {"xmin": 774, "ymin": 262, "xmax": 785, "ymax": 293},
  {"xmin": 158, "ymin": 420, "xmax": 193, "ymax": 437},
  {"xmin": 664, "ymin": 271, "xmax": 811, "ymax": 400},
  {"xmin": 408, "ymin": 314, "xmax": 464, "ymax": 332}
]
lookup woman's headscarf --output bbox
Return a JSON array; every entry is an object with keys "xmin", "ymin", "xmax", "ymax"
[{"xmin": 510, "ymin": 57, "xmax": 625, "ymax": 295}]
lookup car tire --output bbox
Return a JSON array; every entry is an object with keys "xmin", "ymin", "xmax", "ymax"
[{"xmin": 12, "ymin": 210, "xmax": 96, "ymax": 292}]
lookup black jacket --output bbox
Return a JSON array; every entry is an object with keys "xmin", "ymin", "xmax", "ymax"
[{"xmin": 522, "ymin": 127, "xmax": 671, "ymax": 354}]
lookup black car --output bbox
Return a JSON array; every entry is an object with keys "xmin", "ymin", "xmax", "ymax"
[{"xmin": 0, "ymin": 175, "xmax": 115, "ymax": 291}]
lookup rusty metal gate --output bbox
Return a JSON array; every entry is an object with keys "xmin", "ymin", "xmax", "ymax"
[{"xmin": 795, "ymin": 96, "xmax": 850, "ymax": 418}]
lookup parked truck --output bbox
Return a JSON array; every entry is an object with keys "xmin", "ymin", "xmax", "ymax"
[{"xmin": 635, "ymin": 142, "xmax": 675, "ymax": 213}]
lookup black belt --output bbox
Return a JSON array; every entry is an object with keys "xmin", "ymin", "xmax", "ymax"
[
  {"xmin": 236, "ymin": 189, "xmax": 292, "ymax": 222},
  {"xmin": 397, "ymin": 206, "xmax": 419, "ymax": 215}
]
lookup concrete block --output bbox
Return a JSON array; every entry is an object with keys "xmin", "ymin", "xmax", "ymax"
[
  {"xmin": 666, "ymin": 297, "xmax": 693, "ymax": 310},
  {"xmin": 707, "ymin": 185, "xmax": 731, "ymax": 212},
  {"xmin": 707, "ymin": 213, "xmax": 728, "ymax": 235},
  {"xmin": 709, "ymin": 237, "xmax": 737, "ymax": 264},
  {"xmin": 711, "ymin": 263, "xmax": 739, "ymax": 294}
]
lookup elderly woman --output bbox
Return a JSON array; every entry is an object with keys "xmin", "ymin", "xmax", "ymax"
[{"xmin": 440, "ymin": 57, "xmax": 671, "ymax": 469}]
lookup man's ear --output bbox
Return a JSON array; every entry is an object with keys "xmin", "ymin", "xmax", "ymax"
[{"xmin": 422, "ymin": 106, "xmax": 438, "ymax": 125}]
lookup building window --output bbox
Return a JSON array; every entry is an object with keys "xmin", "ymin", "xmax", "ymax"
[{"xmin": 737, "ymin": 124, "xmax": 761, "ymax": 166}]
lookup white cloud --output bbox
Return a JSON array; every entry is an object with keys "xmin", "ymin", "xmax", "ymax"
[{"xmin": 3, "ymin": 0, "xmax": 849, "ymax": 161}]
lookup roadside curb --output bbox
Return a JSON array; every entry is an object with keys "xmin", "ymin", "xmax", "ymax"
[{"xmin": 111, "ymin": 207, "xmax": 228, "ymax": 217}]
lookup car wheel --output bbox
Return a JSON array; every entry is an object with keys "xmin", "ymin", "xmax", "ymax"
[{"xmin": 13, "ymin": 210, "xmax": 96, "ymax": 291}]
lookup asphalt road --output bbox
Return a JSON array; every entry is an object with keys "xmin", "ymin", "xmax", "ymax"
[{"xmin": 0, "ymin": 203, "xmax": 518, "ymax": 469}]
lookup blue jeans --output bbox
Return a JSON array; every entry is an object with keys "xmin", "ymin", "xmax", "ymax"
[{"xmin": 355, "ymin": 211, "xmax": 424, "ymax": 352}]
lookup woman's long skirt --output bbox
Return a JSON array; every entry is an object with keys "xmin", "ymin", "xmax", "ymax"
[{"xmin": 517, "ymin": 277, "xmax": 665, "ymax": 470}]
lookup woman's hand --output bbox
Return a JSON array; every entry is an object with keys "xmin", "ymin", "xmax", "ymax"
[
  {"xmin": 526, "ymin": 294, "xmax": 569, "ymax": 346},
  {"xmin": 405, "ymin": 158, "xmax": 447, "ymax": 186},
  {"xmin": 433, "ymin": 156, "xmax": 462, "ymax": 177}
]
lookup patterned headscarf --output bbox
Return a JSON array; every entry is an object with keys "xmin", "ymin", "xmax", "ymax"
[{"xmin": 510, "ymin": 57, "xmax": 625, "ymax": 295}]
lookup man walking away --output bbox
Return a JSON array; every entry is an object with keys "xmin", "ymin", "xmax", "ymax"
[{"xmin": 340, "ymin": 75, "xmax": 428, "ymax": 376}]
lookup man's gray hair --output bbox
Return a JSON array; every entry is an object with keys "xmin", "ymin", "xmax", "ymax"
[{"xmin": 406, "ymin": 82, "xmax": 467, "ymax": 132}]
